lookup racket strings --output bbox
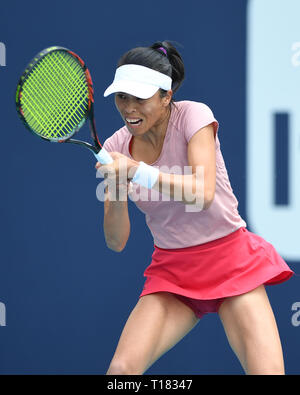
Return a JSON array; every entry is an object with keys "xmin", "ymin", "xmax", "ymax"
[
  {"xmin": 22, "ymin": 66, "xmax": 86, "ymax": 138},
  {"xmin": 22, "ymin": 75, "xmax": 66, "ymax": 138},
  {"xmin": 22, "ymin": 61, "xmax": 72, "ymax": 136},
  {"xmin": 48, "ymin": 53, "xmax": 88, "ymax": 117},
  {"xmin": 38, "ymin": 53, "xmax": 87, "ymax": 136},
  {"xmin": 20, "ymin": 51, "xmax": 89, "ymax": 140},
  {"xmin": 25, "ymin": 57, "xmax": 72, "ymax": 136},
  {"xmin": 25, "ymin": 52, "xmax": 88, "ymax": 137},
  {"xmin": 24, "ymin": 51, "xmax": 88, "ymax": 135}
]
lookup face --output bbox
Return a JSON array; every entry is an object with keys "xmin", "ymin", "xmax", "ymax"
[{"xmin": 114, "ymin": 90, "xmax": 172, "ymax": 136}]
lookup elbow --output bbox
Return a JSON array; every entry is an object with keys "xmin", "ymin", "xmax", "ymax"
[
  {"xmin": 203, "ymin": 190, "xmax": 215, "ymax": 210},
  {"xmin": 203, "ymin": 198, "xmax": 213, "ymax": 210},
  {"xmin": 188, "ymin": 190, "xmax": 214, "ymax": 210},
  {"xmin": 113, "ymin": 246, "xmax": 125, "ymax": 253},
  {"xmin": 105, "ymin": 237, "xmax": 127, "ymax": 252},
  {"xmin": 189, "ymin": 174, "xmax": 215, "ymax": 210},
  {"xmin": 107, "ymin": 243, "xmax": 126, "ymax": 253}
]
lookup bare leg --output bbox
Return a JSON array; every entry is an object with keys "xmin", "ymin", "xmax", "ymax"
[
  {"xmin": 106, "ymin": 292, "xmax": 199, "ymax": 375},
  {"xmin": 218, "ymin": 285, "xmax": 285, "ymax": 375}
]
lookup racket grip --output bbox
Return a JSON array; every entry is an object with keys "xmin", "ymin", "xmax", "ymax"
[{"xmin": 94, "ymin": 147, "xmax": 114, "ymax": 164}]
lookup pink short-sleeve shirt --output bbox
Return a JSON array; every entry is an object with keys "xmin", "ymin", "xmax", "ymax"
[{"xmin": 103, "ymin": 100, "xmax": 247, "ymax": 249}]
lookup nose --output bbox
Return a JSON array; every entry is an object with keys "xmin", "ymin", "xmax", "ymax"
[
  {"xmin": 125, "ymin": 105, "xmax": 136, "ymax": 115},
  {"xmin": 124, "ymin": 98, "xmax": 137, "ymax": 114}
]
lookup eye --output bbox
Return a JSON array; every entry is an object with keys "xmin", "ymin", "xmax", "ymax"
[{"xmin": 116, "ymin": 93, "xmax": 127, "ymax": 100}]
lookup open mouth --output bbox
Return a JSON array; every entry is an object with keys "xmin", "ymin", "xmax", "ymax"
[{"xmin": 126, "ymin": 118, "xmax": 143, "ymax": 126}]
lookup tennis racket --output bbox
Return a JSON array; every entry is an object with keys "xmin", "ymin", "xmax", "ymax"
[{"xmin": 15, "ymin": 46, "xmax": 113, "ymax": 164}]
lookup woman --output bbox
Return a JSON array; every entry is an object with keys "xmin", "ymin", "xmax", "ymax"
[{"xmin": 96, "ymin": 41, "xmax": 294, "ymax": 375}]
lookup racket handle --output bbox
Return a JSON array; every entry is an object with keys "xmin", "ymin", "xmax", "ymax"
[{"xmin": 94, "ymin": 147, "xmax": 114, "ymax": 164}]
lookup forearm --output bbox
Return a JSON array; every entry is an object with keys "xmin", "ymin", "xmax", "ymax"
[
  {"xmin": 103, "ymin": 186, "xmax": 130, "ymax": 251},
  {"xmin": 152, "ymin": 172, "xmax": 203, "ymax": 205},
  {"xmin": 149, "ymin": 168, "xmax": 215, "ymax": 209},
  {"xmin": 130, "ymin": 161, "xmax": 212, "ymax": 208}
]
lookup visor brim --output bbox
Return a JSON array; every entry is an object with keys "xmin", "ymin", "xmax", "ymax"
[{"xmin": 103, "ymin": 80, "xmax": 159, "ymax": 99}]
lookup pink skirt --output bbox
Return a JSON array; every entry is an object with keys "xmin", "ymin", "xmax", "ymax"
[{"xmin": 140, "ymin": 227, "xmax": 294, "ymax": 300}]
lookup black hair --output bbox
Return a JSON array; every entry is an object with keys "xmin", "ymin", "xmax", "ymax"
[{"xmin": 117, "ymin": 40, "xmax": 185, "ymax": 98}]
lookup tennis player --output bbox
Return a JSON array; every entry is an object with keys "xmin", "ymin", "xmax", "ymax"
[{"xmin": 96, "ymin": 41, "xmax": 294, "ymax": 375}]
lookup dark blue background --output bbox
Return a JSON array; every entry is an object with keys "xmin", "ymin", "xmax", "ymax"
[{"xmin": 0, "ymin": 0, "xmax": 298, "ymax": 374}]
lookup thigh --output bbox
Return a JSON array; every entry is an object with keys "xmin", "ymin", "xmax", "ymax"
[
  {"xmin": 107, "ymin": 292, "xmax": 199, "ymax": 375},
  {"xmin": 218, "ymin": 285, "xmax": 285, "ymax": 374}
]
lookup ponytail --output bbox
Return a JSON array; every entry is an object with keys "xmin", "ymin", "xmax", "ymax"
[{"xmin": 150, "ymin": 41, "xmax": 185, "ymax": 94}]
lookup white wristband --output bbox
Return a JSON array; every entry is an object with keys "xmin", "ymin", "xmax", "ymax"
[{"xmin": 131, "ymin": 161, "xmax": 159, "ymax": 189}]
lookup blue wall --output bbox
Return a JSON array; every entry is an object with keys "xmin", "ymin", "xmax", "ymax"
[{"xmin": 0, "ymin": 0, "xmax": 299, "ymax": 374}]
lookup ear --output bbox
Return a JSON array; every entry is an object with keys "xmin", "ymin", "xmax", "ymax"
[{"xmin": 163, "ymin": 90, "xmax": 173, "ymax": 106}]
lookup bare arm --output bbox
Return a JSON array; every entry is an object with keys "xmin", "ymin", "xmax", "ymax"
[
  {"xmin": 99, "ymin": 124, "xmax": 216, "ymax": 250},
  {"xmin": 103, "ymin": 183, "xmax": 130, "ymax": 252},
  {"xmin": 151, "ymin": 124, "xmax": 216, "ymax": 209}
]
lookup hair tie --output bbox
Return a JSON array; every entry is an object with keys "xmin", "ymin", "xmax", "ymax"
[{"xmin": 158, "ymin": 47, "xmax": 167, "ymax": 56}]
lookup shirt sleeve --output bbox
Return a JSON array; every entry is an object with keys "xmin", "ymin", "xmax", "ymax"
[
  {"xmin": 102, "ymin": 136, "xmax": 116, "ymax": 153},
  {"xmin": 102, "ymin": 129, "xmax": 124, "ymax": 153},
  {"xmin": 183, "ymin": 102, "xmax": 219, "ymax": 143},
  {"xmin": 102, "ymin": 126, "xmax": 130, "ymax": 155}
]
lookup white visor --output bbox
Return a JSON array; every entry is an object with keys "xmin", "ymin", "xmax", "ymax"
[{"xmin": 103, "ymin": 64, "xmax": 172, "ymax": 99}]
